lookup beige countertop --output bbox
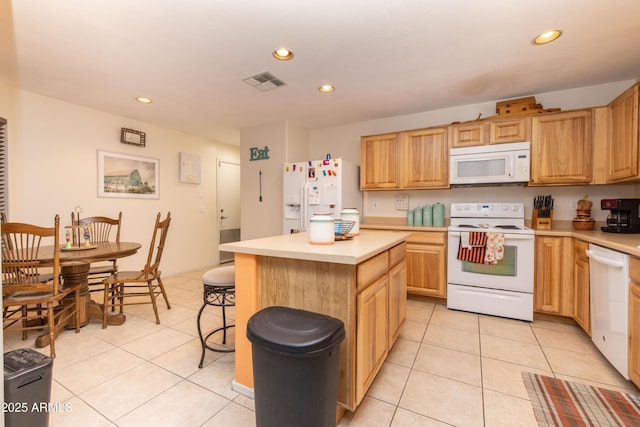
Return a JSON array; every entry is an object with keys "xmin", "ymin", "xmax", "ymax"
[
  {"xmin": 362, "ymin": 217, "xmax": 640, "ymax": 258},
  {"xmin": 219, "ymin": 230, "xmax": 410, "ymax": 265}
]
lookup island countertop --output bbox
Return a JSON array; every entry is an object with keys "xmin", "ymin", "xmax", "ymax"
[{"xmin": 219, "ymin": 230, "xmax": 410, "ymax": 265}]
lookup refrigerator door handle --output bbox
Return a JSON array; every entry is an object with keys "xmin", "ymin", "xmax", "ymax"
[{"xmin": 300, "ymin": 179, "xmax": 307, "ymax": 231}]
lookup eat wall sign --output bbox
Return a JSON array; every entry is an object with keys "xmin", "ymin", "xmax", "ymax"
[{"xmin": 249, "ymin": 146, "xmax": 270, "ymax": 161}]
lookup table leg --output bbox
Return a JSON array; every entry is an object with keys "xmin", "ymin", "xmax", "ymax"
[{"xmin": 35, "ymin": 263, "xmax": 126, "ymax": 348}]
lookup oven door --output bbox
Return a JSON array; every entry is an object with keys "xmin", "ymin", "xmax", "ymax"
[{"xmin": 447, "ymin": 231, "xmax": 534, "ymax": 292}]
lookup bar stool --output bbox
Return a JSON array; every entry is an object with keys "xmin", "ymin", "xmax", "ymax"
[{"xmin": 197, "ymin": 265, "xmax": 235, "ymax": 368}]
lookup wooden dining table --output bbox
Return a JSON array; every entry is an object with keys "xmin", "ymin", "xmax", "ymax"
[{"xmin": 35, "ymin": 241, "xmax": 141, "ymax": 347}]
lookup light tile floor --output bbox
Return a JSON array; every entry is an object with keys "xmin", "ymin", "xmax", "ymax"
[{"xmin": 4, "ymin": 267, "xmax": 639, "ymax": 427}]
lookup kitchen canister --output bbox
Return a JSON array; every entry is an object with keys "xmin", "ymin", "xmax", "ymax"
[
  {"xmin": 407, "ymin": 209, "xmax": 414, "ymax": 226},
  {"xmin": 413, "ymin": 206, "xmax": 423, "ymax": 226},
  {"xmin": 340, "ymin": 208, "xmax": 360, "ymax": 235},
  {"xmin": 422, "ymin": 204, "xmax": 433, "ymax": 226},
  {"xmin": 309, "ymin": 214, "xmax": 335, "ymax": 245},
  {"xmin": 433, "ymin": 202, "xmax": 445, "ymax": 226}
]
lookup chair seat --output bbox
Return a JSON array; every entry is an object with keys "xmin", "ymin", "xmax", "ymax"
[
  {"xmin": 106, "ymin": 270, "xmax": 160, "ymax": 283},
  {"xmin": 202, "ymin": 265, "xmax": 235, "ymax": 286}
]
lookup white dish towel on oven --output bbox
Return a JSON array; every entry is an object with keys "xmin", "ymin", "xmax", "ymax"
[{"xmin": 484, "ymin": 232, "xmax": 505, "ymax": 264}]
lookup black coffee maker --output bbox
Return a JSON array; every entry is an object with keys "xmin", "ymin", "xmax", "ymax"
[{"xmin": 601, "ymin": 199, "xmax": 640, "ymax": 233}]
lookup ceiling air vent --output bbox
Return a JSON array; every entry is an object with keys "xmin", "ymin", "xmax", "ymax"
[{"xmin": 243, "ymin": 71, "xmax": 287, "ymax": 92}]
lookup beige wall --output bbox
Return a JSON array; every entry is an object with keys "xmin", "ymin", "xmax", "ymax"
[
  {"xmin": 239, "ymin": 120, "xmax": 309, "ymax": 240},
  {"xmin": 0, "ymin": 83, "xmax": 240, "ymax": 275}
]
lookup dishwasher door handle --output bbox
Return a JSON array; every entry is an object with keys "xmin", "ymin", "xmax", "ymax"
[{"xmin": 585, "ymin": 250, "xmax": 625, "ymax": 268}]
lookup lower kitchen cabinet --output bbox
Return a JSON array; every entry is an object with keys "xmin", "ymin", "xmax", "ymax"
[
  {"xmin": 406, "ymin": 231, "xmax": 447, "ymax": 298},
  {"xmin": 573, "ymin": 239, "xmax": 591, "ymax": 335},
  {"xmin": 628, "ymin": 257, "xmax": 640, "ymax": 387},
  {"xmin": 534, "ymin": 236, "xmax": 573, "ymax": 316},
  {"xmin": 388, "ymin": 244, "xmax": 407, "ymax": 347},
  {"xmin": 356, "ymin": 274, "xmax": 388, "ymax": 403}
]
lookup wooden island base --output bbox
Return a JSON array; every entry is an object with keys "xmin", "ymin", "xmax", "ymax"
[{"xmin": 221, "ymin": 231, "xmax": 409, "ymax": 412}]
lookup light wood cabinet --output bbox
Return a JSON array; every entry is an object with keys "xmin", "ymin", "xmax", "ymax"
[
  {"xmin": 353, "ymin": 242, "xmax": 407, "ymax": 406},
  {"xmin": 573, "ymin": 240, "xmax": 591, "ymax": 335},
  {"xmin": 356, "ymin": 269, "xmax": 388, "ymax": 404},
  {"xmin": 629, "ymin": 257, "xmax": 640, "ymax": 387},
  {"xmin": 401, "ymin": 128, "xmax": 448, "ymax": 189},
  {"xmin": 361, "ymin": 127, "xmax": 448, "ymax": 190},
  {"xmin": 449, "ymin": 122, "xmax": 486, "ymax": 148},
  {"xmin": 360, "ymin": 133, "xmax": 400, "ymax": 189},
  {"xmin": 388, "ymin": 261, "xmax": 406, "ymax": 347},
  {"xmin": 534, "ymin": 236, "xmax": 573, "ymax": 316},
  {"xmin": 406, "ymin": 231, "xmax": 447, "ymax": 298},
  {"xmin": 489, "ymin": 117, "xmax": 530, "ymax": 144},
  {"xmin": 530, "ymin": 110, "xmax": 593, "ymax": 185},
  {"xmin": 607, "ymin": 83, "xmax": 640, "ymax": 183}
]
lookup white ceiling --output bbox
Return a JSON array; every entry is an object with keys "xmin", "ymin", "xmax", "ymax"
[{"xmin": 2, "ymin": 1, "xmax": 640, "ymax": 145}]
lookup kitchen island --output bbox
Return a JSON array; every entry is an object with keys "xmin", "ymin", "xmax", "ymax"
[{"xmin": 219, "ymin": 230, "xmax": 409, "ymax": 413}]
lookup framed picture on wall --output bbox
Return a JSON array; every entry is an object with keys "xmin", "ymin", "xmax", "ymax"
[{"xmin": 97, "ymin": 150, "xmax": 159, "ymax": 199}]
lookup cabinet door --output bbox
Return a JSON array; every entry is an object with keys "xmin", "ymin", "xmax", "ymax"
[
  {"xmin": 608, "ymin": 84, "xmax": 640, "ymax": 182},
  {"xmin": 401, "ymin": 128, "xmax": 448, "ymax": 189},
  {"xmin": 356, "ymin": 275, "xmax": 388, "ymax": 404},
  {"xmin": 360, "ymin": 133, "xmax": 400, "ymax": 189},
  {"xmin": 630, "ymin": 281, "xmax": 640, "ymax": 387},
  {"xmin": 489, "ymin": 117, "xmax": 530, "ymax": 144},
  {"xmin": 530, "ymin": 110, "xmax": 593, "ymax": 185},
  {"xmin": 388, "ymin": 259, "xmax": 407, "ymax": 348},
  {"xmin": 406, "ymin": 232, "xmax": 447, "ymax": 298},
  {"xmin": 573, "ymin": 240, "xmax": 590, "ymax": 335},
  {"xmin": 449, "ymin": 123, "xmax": 486, "ymax": 148},
  {"xmin": 535, "ymin": 236, "xmax": 573, "ymax": 316}
]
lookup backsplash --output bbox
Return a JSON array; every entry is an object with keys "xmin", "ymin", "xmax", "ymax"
[{"xmin": 362, "ymin": 184, "xmax": 639, "ymax": 222}]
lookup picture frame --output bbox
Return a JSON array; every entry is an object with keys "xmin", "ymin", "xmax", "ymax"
[
  {"xmin": 97, "ymin": 150, "xmax": 159, "ymax": 199},
  {"xmin": 120, "ymin": 128, "xmax": 146, "ymax": 147},
  {"xmin": 179, "ymin": 152, "xmax": 201, "ymax": 184}
]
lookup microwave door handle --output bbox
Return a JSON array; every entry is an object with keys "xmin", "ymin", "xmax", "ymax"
[{"xmin": 507, "ymin": 155, "xmax": 514, "ymax": 177}]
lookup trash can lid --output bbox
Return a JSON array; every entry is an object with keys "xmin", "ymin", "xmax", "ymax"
[
  {"xmin": 4, "ymin": 348, "xmax": 53, "ymax": 378},
  {"xmin": 247, "ymin": 306, "xmax": 345, "ymax": 355}
]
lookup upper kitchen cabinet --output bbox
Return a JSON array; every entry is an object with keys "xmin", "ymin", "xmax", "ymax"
[
  {"xmin": 529, "ymin": 110, "xmax": 593, "ymax": 185},
  {"xmin": 360, "ymin": 133, "xmax": 400, "ymax": 189},
  {"xmin": 400, "ymin": 127, "xmax": 448, "ymax": 189},
  {"xmin": 488, "ymin": 117, "xmax": 531, "ymax": 144},
  {"xmin": 606, "ymin": 83, "xmax": 640, "ymax": 183},
  {"xmin": 449, "ymin": 122, "xmax": 486, "ymax": 148}
]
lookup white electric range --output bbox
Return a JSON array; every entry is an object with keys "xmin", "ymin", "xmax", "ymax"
[{"xmin": 447, "ymin": 202, "xmax": 534, "ymax": 321}]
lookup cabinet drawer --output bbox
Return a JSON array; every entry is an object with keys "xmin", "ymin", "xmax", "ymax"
[
  {"xmin": 389, "ymin": 242, "xmax": 406, "ymax": 267},
  {"xmin": 408, "ymin": 231, "xmax": 446, "ymax": 245},
  {"xmin": 630, "ymin": 257, "xmax": 640, "ymax": 283},
  {"xmin": 357, "ymin": 251, "xmax": 389, "ymax": 291}
]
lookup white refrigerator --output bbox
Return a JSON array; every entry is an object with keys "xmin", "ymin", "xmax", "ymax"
[{"xmin": 283, "ymin": 158, "xmax": 361, "ymax": 234}]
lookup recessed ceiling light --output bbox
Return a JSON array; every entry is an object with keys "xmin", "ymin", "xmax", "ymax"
[
  {"xmin": 319, "ymin": 85, "xmax": 335, "ymax": 93},
  {"xmin": 135, "ymin": 97, "xmax": 153, "ymax": 104},
  {"xmin": 273, "ymin": 48, "xmax": 294, "ymax": 60},
  {"xmin": 532, "ymin": 30, "xmax": 562, "ymax": 45}
]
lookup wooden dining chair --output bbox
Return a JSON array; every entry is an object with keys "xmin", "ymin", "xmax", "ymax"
[
  {"xmin": 101, "ymin": 212, "xmax": 171, "ymax": 328},
  {"xmin": 70, "ymin": 212, "xmax": 122, "ymax": 286},
  {"xmin": 1, "ymin": 215, "xmax": 81, "ymax": 358}
]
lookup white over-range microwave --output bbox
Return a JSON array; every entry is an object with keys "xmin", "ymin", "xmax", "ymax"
[{"xmin": 449, "ymin": 141, "xmax": 530, "ymax": 185}]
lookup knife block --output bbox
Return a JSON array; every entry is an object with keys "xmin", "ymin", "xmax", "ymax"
[{"xmin": 532, "ymin": 209, "xmax": 553, "ymax": 229}]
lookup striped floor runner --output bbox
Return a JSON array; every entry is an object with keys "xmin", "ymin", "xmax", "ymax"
[{"xmin": 522, "ymin": 372, "xmax": 640, "ymax": 426}]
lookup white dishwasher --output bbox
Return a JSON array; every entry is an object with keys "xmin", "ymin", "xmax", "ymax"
[{"xmin": 586, "ymin": 244, "xmax": 630, "ymax": 379}]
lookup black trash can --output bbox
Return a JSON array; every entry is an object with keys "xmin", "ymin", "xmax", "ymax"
[
  {"xmin": 4, "ymin": 348, "xmax": 54, "ymax": 427},
  {"xmin": 247, "ymin": 306, "xmax": 345, "ymax": 427}
]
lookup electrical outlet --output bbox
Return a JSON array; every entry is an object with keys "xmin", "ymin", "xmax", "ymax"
[
  {"xmin": 395, "ymin": 194, "xmax": 409, "ymax": 210},
  {"xmin": 129, "ymin": 256, "xmax": 136, "ymax": 265}
]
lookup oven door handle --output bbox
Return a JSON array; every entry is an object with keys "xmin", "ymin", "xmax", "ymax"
[{"xmin": 448, "ymin": 231, "xmax": 534, "ymax": 240}]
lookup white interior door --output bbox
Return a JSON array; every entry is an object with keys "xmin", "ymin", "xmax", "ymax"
[{"xmin": 217, "ymin": 160, "xmax": 241, "ymax": 263}]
